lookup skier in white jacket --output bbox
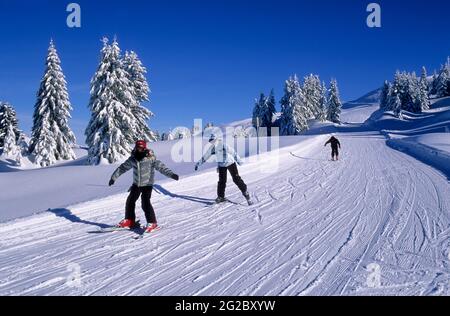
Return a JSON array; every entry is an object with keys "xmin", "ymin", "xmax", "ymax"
[{"xmin": 195, "ymin": 135, "xmax": 253, "ymax": 205}]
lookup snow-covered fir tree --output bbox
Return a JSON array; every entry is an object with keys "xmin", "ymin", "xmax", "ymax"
[
  {"xmin": 153, "ymin": 131, "xmax": 161, "ymax": 141},
  {"xmin": 161, "ymin": 132, "xmax": 174, "ymax": 141},
  {"xmin": 0, "ymin": 102, "xmax": 20, "ymax": 149},
  {"xmin": 387, "ymin": 71, "xmax": 425, "ymax": 114},
  {"xmin": 393, "ymin": 94, "xmax": 403, "ymax": 119},
  {"xmin": 1, "ymin": 123, "xmax": 22, "ymax": 164},
  {"xmin": 29, "ymin": 40, "xmax": 76, "ymax": 167},
  {"xmin": 263, "ymin": 89, "xmax": 277, "ymax": 131},
  {"xmin": 252, "ymin": 93, "xmax": 266, "ymax": 128},
  {"xmin": 430, "ymin": 71, "xmax": 439, "ymax": 96},
  {"xmin": 85, "ymin": 38, "xmax": 138, "ymax": 165},
  {"xmin": 409, "ymin": 72, "xmax": 423, "ymax": 113},
  {"xmin": 317, "ymin": 81, "xmax": 328, "ymax": 122},
  {"xmin": 280, "ymin": 75, "xmax": 309, "ymax": 135},
  {"xmin": 123, "ymin": 50, "xmax": 157, "ymax": 142},
  {"xmin": 30, "ymin": 112, "xmax": 58, "ymax": 167},
  {"xmin": 379, "ymin": 81, "xmax": 391, "ymax": 110},
  {"xmin": 303, "ymin": 74, "xmax": 322, "ymax": 120},
  {"xmin": 420, "ymin": 66, "xmax": 430, "ymax": 94},
  {"xmin": 418, "ymin": 68, "xmax": 430, "ymax": 111},
  {"xmin": 17, "ymin": 134, "xmax": 29, "ymax": 157},
  {"xmin": 171, "ymin": 127, "xmax": 191, "ymax": 139},
  {"xmin": 397, "ymin": 72, "xmax": 416, "ymax": 112},
  {"xmin": 326, "ymin": 79, "xmax": 342, "ymax": 123},
  {"xmin": 436, "ymin": 58, "xmax": 450, "ymax": 97},
  {"xmin": 252, "ymin": 90, "xmax": 276, "ymax": 131}
]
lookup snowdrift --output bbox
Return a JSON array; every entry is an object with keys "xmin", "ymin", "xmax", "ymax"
[{"xmin": 387, "ymin": 134, "xmax": 450, "ymax": 180}]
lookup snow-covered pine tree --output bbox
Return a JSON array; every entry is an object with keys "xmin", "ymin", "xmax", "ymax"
[
  {"xmin": 418, "ymin": 68, "xmax": 430, "ymax": 111},
  {"xmin": 31, "ymin": 112, "xmax": 57, "ymax": 167},
  {"xmin": 326, "ymin": 79, "xmax": 342, "ymax": 123},
  {"xmin": 29, "ymin": 40, "xmax": 76, "ymax": 167},
  {"xmin": 303, "ymin": 74, "xmax": 322, "ymax": 120},
  {"xmin": 420, "ymin": 66, "xmax": 430, "ymax": 94},
  {"xmin": 85, "ymin": 38, "xmax": 138, "ymax": 165},
  {"xmin": 379, "ymin": 81, "xmax": 391, "ymax": 110},
  {"xmin": 408, "ymin": 72, "xmax": 422, "ymax": 113},
  {"xmin": 430, "ymin": 71, "xmax": 439, "ymax": 96},
  {"xmin": 263, "ymin": 89, "xmax": 276, "ymax": 129},
  {"xmin": 153, "ymin": 131, "xmax": 161, "ymax": 141},
  {"xmin": 122, "ymin": 50, "xmax": 157, "ymax": 142},
  {"xmin": 390, "ymin": 71, "xmax": 421, "ymax": 113},
  {"xmin": 0, "ymin": 102, "xmax": 20, "ymax": 149},
  {"xmin": 252, "ymin": 93, "xmax": 266, "ymax": 128},
  {"xmin": 316, "ymin": 81, "xmax": 328, "ymax": 122},
  {"xmin": 436, "ymin": 58, "xmax": 450, "ymax": 97},
  {"xmin": 161, "ymin": 131, "xmax": 175, "ymax": 141},
  {"xmin": 280, "ymin": 75, "xmax": 309, "ymax": 135},
  {"xmin": 1, "ymin": 122, "xmax": 22, "ymax": 164},
  {"xmin": 393, "ymin": 94, "xmax": 403, "ymax": 119}
]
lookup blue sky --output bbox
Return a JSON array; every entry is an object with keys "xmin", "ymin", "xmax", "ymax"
[{"xmin": 0, "ymin": 0, "xmax": 449, "ymax": 142}]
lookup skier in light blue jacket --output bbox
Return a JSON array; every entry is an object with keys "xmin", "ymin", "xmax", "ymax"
[{"xmin": 195, "ymin": 135, "xmax": 253, "ymax": 205}]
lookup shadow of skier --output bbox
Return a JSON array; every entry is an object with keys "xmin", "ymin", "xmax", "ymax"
[
  {"xmin": 48, "ymin": 208, "xmax": 111, "ymax": 229},
  {"xmin": 153, "ymin": 185, "xmax": 215, "ymax": 205}
]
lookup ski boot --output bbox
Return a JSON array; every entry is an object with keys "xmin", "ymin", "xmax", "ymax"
[
  {"xmin": 145, "ymin": 223, "xmax": 161, "ymax": 234},
  {"xmin": 215, "ymin": 197, "xmax": 227, "ymax": 204},
  {"xmin": 117, "ymin": 219, "xmax": 138, "ymax": 229},
  {"xmin": 244, "ymin": 192, "xmax": 254, "ymax": 206}
]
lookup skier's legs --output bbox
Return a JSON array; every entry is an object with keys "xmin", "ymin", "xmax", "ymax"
[
  {"xmin": 331, "ymin": 147, "xmax": 338, "ymax": 160},
  {"xmin": 125, "ymin": 185, "xmax": 141, "ymax": 221},
  {"xmin": 218, "ymin": 167, "xmax": 228, "ymax": 198},
  {"xmin": 141, "ymin": 186, "xmax": 157, "ymax": 224},
  {"xmin": 228, "ymin": 163, "xmax": 248, "ymax": 194}
]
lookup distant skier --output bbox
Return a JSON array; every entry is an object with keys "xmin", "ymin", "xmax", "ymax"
[
  {"xmin": 109, "ymin": 140, "xmax": 179, "ymax": 233},
  {"xmin": 195, "ymin": 135, "xmax": 253, "ymax": 205},
  {"xmin": 324, "ymin": 135, "xmax": 341, "ymax": 161}
]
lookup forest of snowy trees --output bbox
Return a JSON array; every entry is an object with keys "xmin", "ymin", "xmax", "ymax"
[
  {"xmin": 1, "ymin": 38, "xmax": 448, "ymax": 168},
  {"xmin": 380, "ymin": 57, "xmax": 450, "ymax": 118},
  {"xmin": 252, "ymin": 75, "xmax": 342, "ymax": 136},
  {"xmin": 0, "ymin": 38, "xmax": 157, "ymax": 167}
]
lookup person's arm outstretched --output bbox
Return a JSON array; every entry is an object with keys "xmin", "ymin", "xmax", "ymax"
[
  {"xmin": 195, "ymin": 144, "xmax": 215, "ymax": 170},
  {"xmin": 109, "ymin": 157, "xmax": 133, "ymax": 186},
  {"xmin": 154, "ymin": 160, "xmax": 179, "ymax": 181}
]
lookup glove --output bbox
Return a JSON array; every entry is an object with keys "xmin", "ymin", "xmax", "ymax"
[
  {"xmin": 109, "ymin": 179, "xmax": 115, "ymax": 186},
  {"xmin": 194, "ymin": 164, "xmax": 199, "ymax": 171},
  {"xmin": 171, "ymin": 174, "xmax": 179, "ymax": 181}
]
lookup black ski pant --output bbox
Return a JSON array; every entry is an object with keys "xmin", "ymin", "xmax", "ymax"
[
  {"xmin": 331, "ymin": 146, "xmax": 339, "ymax": 158},
  {"xmin": 125, "ymin": 185, "xmax": 157, "ymax": 224},
  {"xmin": 218, "ymin": 163, "xmax": 248, "ymax": 198}
]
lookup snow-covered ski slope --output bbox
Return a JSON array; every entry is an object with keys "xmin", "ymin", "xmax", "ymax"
[{"xmin": 1, "ymin": 99, "xmax": 449, "ymax": 296}]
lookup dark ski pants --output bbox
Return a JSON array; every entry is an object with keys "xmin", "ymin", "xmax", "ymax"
[
  {"xmin": 125, "ymin": 185, "xmax": 157, "ymax": 224},
  {"xmin": 218, "ymin": 163, "xmax": 248, "ymax": 198},
  {"xmin": 331, "ymin": 147, "xmax": 339, "ymax": 159}
]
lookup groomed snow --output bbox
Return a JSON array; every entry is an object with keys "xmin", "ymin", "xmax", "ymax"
[{"xmin": 0, "ymin": 96, "xmax": 449, "ymax": 296}]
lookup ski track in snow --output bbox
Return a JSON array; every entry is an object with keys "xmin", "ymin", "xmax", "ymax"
[{"xmin": 0, "ymin": 132, "xmax": 449, "ymax": 296}]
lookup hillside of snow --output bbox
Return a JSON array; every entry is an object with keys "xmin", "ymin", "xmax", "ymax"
[
  {"xmin": 0, "ymin": 92, "xmax": 449, "ymax": 296},
  {"xmin": 367, "ymin": 97, "xmax": 450, "ymax": 179}
]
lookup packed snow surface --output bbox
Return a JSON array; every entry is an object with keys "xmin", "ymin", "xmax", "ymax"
[{"xmin": 0, "ymin": 96, "xmax": 449, "ymax": 296}]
